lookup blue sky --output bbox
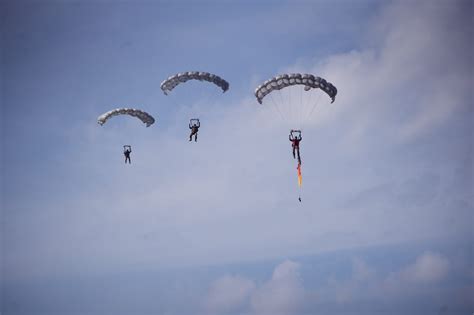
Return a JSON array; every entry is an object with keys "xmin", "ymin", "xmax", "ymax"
[{"xmin": 1, "ymin": 0, "xmax": 473, "ymax": 314}]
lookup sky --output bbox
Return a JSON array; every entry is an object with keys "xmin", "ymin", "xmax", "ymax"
[{"xmin": 1, "ymin": 0, "xmax": 473, "ymax": 314}]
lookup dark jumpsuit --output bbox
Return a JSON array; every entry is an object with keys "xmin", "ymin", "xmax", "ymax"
[
  {"xmin": 189, "ymin": 123, "xmax": 200, "ymax": 141},
  {"xmin": 124, "ymin": 149, "xmax": 131, "ymax": 164},
  {"xmin": 289, "ymin": 135, "xmax": 302, "ymax": 164}
]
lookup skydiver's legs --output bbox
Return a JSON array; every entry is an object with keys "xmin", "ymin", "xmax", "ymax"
[
  {"xmin": 125, "ymin": 156, "xmax": 131, "ymax": 164},
  {"xmin": 296, "ymin": 148, "xmax": 301, "ymax": 164},
  {"xmin": 194, "ymin": 133, "xmax": 197, "ymax": 142},
  {"xmin": 190, "ymin": 130, "xmax": 197, "ymax": 141},
  {"xmin": 292, "ymin": 146, "xmax": 296, "ymax": 159}
]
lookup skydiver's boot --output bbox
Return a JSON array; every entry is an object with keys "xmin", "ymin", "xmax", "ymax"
[{"xmin": 195, "ymin": 135, "xmax": 197, "ymax": 142}]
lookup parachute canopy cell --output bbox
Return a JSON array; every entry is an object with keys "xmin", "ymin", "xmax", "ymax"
[
  {"xmin": 97, "ymin": 108, "xmax": 155, "ymax": 127},
  {"xmin": 254, "ymin": 73, "xmax": 337, "ymax": 104},
  {"xmin": 160, "ymin": 71, "xmax": 230, "ymax": 95}
]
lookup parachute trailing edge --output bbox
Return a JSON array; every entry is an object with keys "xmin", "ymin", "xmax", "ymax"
[
  {"xmin": 254, "ymin": 73, "xmax": 337, "ymax": 104},
  {"xmin": 160, "ymin": 71, "xmax": 229, "ymax": 95},
  {"xmin": 97, "ymin": 108, "xmax": 155, "ymax": 127}
]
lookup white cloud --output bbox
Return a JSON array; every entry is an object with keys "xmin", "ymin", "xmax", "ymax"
[
  {"xmin": 250, "ymin": 260, "xmax": 306, "ymax": 315},
  {"xmin": 305, "ymin": 0, "xmax": 472, "ymax": 147},
  {"xmin": 205, "ymin": 275, "xmax": 256, "ymax": 314},
  {"xmin": 203, "ymin": 260, "xmax": 308, "ymax": 315},
  {"xmin": 321, "ymin": 252, "xmax": 451, "ymax": 306},
  {"xmin": 386, "ymin": 251, "xmax": 450, "ymax": 287},
  {"xmin": 202, "ymin": 252, "xmax": 456, "ymax": 314},
  {"xmin": 324, "ymin": 257, "xmax": 377, "ymax": 304}
]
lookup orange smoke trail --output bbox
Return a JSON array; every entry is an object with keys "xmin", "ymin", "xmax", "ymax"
[{"xmin": 297, "ymin": 163, "xmax": 302, "ymax": 187}]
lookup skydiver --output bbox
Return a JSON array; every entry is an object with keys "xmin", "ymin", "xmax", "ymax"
[
  {"xmin": 189, "ymin": 119, "xmax": 200, "ymax": 142},
  {"xmin": 124, "ymin": 146, "xmax": 132, "ymax": 164},
  {"xmin": 289, "ymin": 130, "xmax": 302, "ymax": 164}
]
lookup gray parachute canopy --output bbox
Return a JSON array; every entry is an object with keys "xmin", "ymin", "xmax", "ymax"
[
  {"xmin": 97, "ymin": 108, "xmax": 155, "ymax": 127},
  {"xmin": 254, "ymin": 73, "xmax": 337, "ymax": 104},
  {"xmin": 160, "ymin": 71, "xmax": 229, "ymax": 95}
]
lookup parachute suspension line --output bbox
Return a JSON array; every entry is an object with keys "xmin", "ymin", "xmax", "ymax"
[
  {"xmin": 302, "ymin": 86, "xmax": 315, "ymax": 124},
  {"xmin": 289, "ymin": 87, "xmax": 293, "ymax": 123},
  {"xmin": 289, "ymin": 84, "xmax": 293, "ymax": 123},
  {"xmin": 269, "ymin": 93, "xmax": 286, "ymax": 122},
  {"xmin": 276, "ymin": 89, "xmax": 286, "ymax": 120},
  {"xmin": 277, "ymin": 90, "xmax": 288, "ymax": 122},
  {"xmin": 306, "ymin": 89, "xmax": 314, "ymax": 122},
  {"xmin": 205, "ymin": 88, "xmax": 221, "ymax": 118},
  {"xmin": 307, "ymin": 92, "xmax": 323, "ymax": 120},
  {"xmin": 299, "ymin": 85, "xmax": 304, "ymax": 127},
  {"xmin": 168, "ymin": 93, "xmax": 197, "ymax": 124}
]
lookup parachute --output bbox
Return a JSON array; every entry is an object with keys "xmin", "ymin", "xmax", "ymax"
[
  {"xmin": 97, "ymin": 108, "xmax": 155, "ymax": 127},
  {"xmin": 254, "ymin": 73, "xmax": 337, "ymax": 105},
  {"xmin": 160, "ymin": 71, "xmax": 230, "ymax": 95},
  {"xmin": 254, "ymin": 73, "xmax": 338, "ymax": 202}
]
